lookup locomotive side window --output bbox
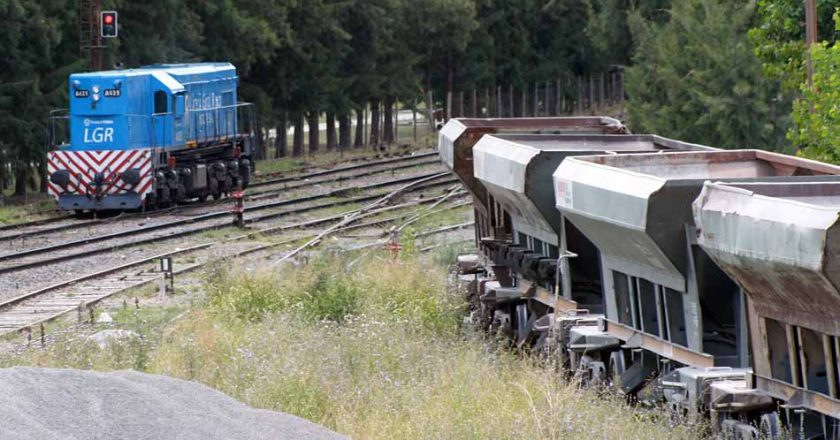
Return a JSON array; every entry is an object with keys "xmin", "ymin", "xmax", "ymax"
[
  {"xmin": 222, "ymin": 91, "xmax": 234, "ymax": 134},
  {"xmin": 154, "ymin": 91, "xmax": 167, "ymax": 114}
]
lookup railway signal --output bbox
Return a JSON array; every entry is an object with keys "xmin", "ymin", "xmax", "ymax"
[{"xmin": 101, "ymin": 11, "xmax": 118, "ymax": 38}]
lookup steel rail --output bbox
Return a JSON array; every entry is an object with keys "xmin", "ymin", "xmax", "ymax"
[
  {"xmin": 0, "ymin": 189, "xmax": 463, "ymax": 314},
  {"xmin": 251, "ymin": 149, "xmax": 433, "ymax": 181},
  {"xmin": 0, "ymin": 185, "xmax": 467, "ymax": 339},
  {"xmin": 0, "ymin": 171, "xmax": 450, "ymax": 264},
  {"xmin": 0, "ymin": 213, "xmax": 73, "ymax": 233},
  {"xmin": 249, "ymin": 151, "xmax": 437, "ymax": 187},
  {"xmin": 0, "ymin": 174, "xmax": 456, "ymax": 274},
  {"xmin": 0, "ymin": 152, "xmax": 438, "ymax": 243}
]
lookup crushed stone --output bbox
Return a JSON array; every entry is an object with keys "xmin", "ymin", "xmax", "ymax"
[
  {"xmin": 87, "ymin": 329, "xmax": 139, "ymax": 348},
  {"xmin": 0, "ymin": 367, "xmax": 347, "ymax": 440}
]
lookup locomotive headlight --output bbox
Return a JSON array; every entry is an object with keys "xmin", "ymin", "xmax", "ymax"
[
  {"xmin": 92, "ymin": 94, "xmax": 100, "ymax": 102},
  {"xmin": 72, "ymin": 80, "xmax": 81, "ymax": 90},
  {"xmin": 49, "ymin": 170, "xmax": 71, "ymax": 188},
  {"xmin": 92, "ymin": 86, "xmax": 100, "ymax": 93},
  {"xmin": 121, "ymin": 169, "xmax": 142, "ymax": 186}
]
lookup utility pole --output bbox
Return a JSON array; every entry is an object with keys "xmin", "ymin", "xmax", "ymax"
[{"xmin": 805, "ymin": 0, "xmax": 818, "ymax": 91}]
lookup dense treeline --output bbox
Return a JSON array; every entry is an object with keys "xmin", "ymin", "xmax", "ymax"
[{"xmin": 0, "ymin": 0, "xmax": 835, "ymax": 197}]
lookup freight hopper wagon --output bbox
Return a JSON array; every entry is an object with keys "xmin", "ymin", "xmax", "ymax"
[
  {"xmin": 438, "ymin": 117, "xmax": 628, "ymax": 261},
  {"xmin": 695, "ymin": 181, "xmax": 840, "ymax": 438},
  {"xmin": 467, "ymin": 134, "xmax": 712, "ymax": 353},
  {"xmin": 47, "ymin": 63, "xmax": 257, "ymax": 212},
  {"xmin": 553, "ymin": 150, "xmax": 840, "ymax": 435}
]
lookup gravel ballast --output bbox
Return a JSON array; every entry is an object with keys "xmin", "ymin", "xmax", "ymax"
[{"xmin": 0, "ymin": 367, "xmax": 347, "ymax": 440}]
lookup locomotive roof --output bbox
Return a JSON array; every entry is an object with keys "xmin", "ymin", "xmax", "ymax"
[{"xmin": 71, "ymin": 63, "xmax": 236, "ymax": 81}]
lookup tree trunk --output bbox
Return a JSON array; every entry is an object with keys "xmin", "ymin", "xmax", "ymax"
[
  {"xmin": 383, "ymin": 97, "xmax": 395, "ymax": 145},
  {"xmin": 13, "ymin": 163, "xmax": 26, "ymax": 197},
  {"xmin": 446, "ymin": 51, "xmax": 454, "ymax": 106},
  {"xmin": 325, "ymin": 112, "xmax": 337, "ymax": 151},
  {"xmin": 275, "ymin": 111, "xmax": 287, "ymax": 158},
  {"xmin": 292, "ymin": 111, "xmax": 304, "ymax": 157},
  {"xmin": 338, "ymin": 113, "xmax": 351, "ymax": 150},
  {"xmin": 353, "ymin": 108, "xmax": 364, "ymax": 148},
  {"xmin": 369, "ymin": 99, "xmax": 381, "ymax": 150},
  {"xmin": 307, "ymin": 111, "xmax": 320, "ymax": 154}
]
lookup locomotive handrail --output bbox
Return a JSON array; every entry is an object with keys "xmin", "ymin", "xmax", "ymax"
[{"xmin": 47, "ymin": 109, "xmax": 70, "ymax": 150}]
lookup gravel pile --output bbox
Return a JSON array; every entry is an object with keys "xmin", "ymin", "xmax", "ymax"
[{"xmin": 0, "ymin": 367, "xmax": 347, "ymax": 440}]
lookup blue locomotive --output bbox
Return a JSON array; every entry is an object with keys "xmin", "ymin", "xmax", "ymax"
[{"xmin": 48, "ymin": 63, "xmax": 256, "ymax": 212}]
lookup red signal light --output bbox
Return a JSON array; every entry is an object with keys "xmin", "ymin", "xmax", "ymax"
[{"xmin": 101, "ymin": 11, "xmax": 118, "ymax": 38}]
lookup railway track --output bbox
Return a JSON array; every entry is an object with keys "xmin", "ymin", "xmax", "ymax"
[
  {"xmin": 0, "ymin": 171, "xmax": 456, "ymax": 275},
  {"xmin": 0, "ymin": 151, "xmax": 437, "ymax": 244},
  {"xmin": 0, "ymin": 179, "xmax": 471, "ymax": 340}
]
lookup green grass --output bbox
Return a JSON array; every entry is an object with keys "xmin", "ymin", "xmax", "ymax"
[
  {"xmin": 0, "ymin": 197, "xmax": 58, "ymax": 225},
  {"xmin": 154, "ymin": 252, "xmax": 701, "ymax": 439},
  {"xmin": 0, "ymin": 304, "xmax": 185, "ymax": 371},
  {"xmin": 198, "ymin": 226, "xmax": 244, "ymax": 240}
]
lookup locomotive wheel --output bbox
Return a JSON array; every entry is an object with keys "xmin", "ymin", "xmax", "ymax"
[
  {"xmin": 212, "ymin": 190, "xmax": 223, "ymax": 201},
  {"xmin": 197, "ymin": 194, "xmax": 208, "ymax": 203},
  {"xmin": 73, "ymin": 209, "xmax": 86, "ymax": 219}
]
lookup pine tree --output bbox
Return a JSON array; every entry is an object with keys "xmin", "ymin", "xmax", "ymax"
[{"xmin": 626, "ymin": 0, "xmax": 786, "ymax": 150}]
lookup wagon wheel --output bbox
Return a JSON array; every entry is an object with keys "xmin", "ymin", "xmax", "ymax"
[
  {"xmin": 607, "ymin": 350, "xmax": 626, "ymax": 395},
  {"xmin": 759, "ymin": 412, "xmax": 782, "ymax": 439}
]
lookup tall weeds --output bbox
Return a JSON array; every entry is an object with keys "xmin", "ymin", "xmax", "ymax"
[
  {"xmin": 0, "ymin": 249, "xmax": 701, "ymax": 439},
  {"xmin": 150, "ymin": 252, "xmax": 700, "ymax": 439}
]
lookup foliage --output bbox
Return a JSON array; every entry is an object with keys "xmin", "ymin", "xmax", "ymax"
[
  {"xmin": 790, "ymin": 40, "xmax": 840, "ymax": 161},
  {"xmin": 749, "ymin": 0, "xmax": 839, "ymax": 93},
  {"xmin": 626, "ymin": 0, "xmax": 786, "ymax": 150},
  {"xmin": 2, "ymin": 0, "xmax": 804, "ymax": 194}
]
